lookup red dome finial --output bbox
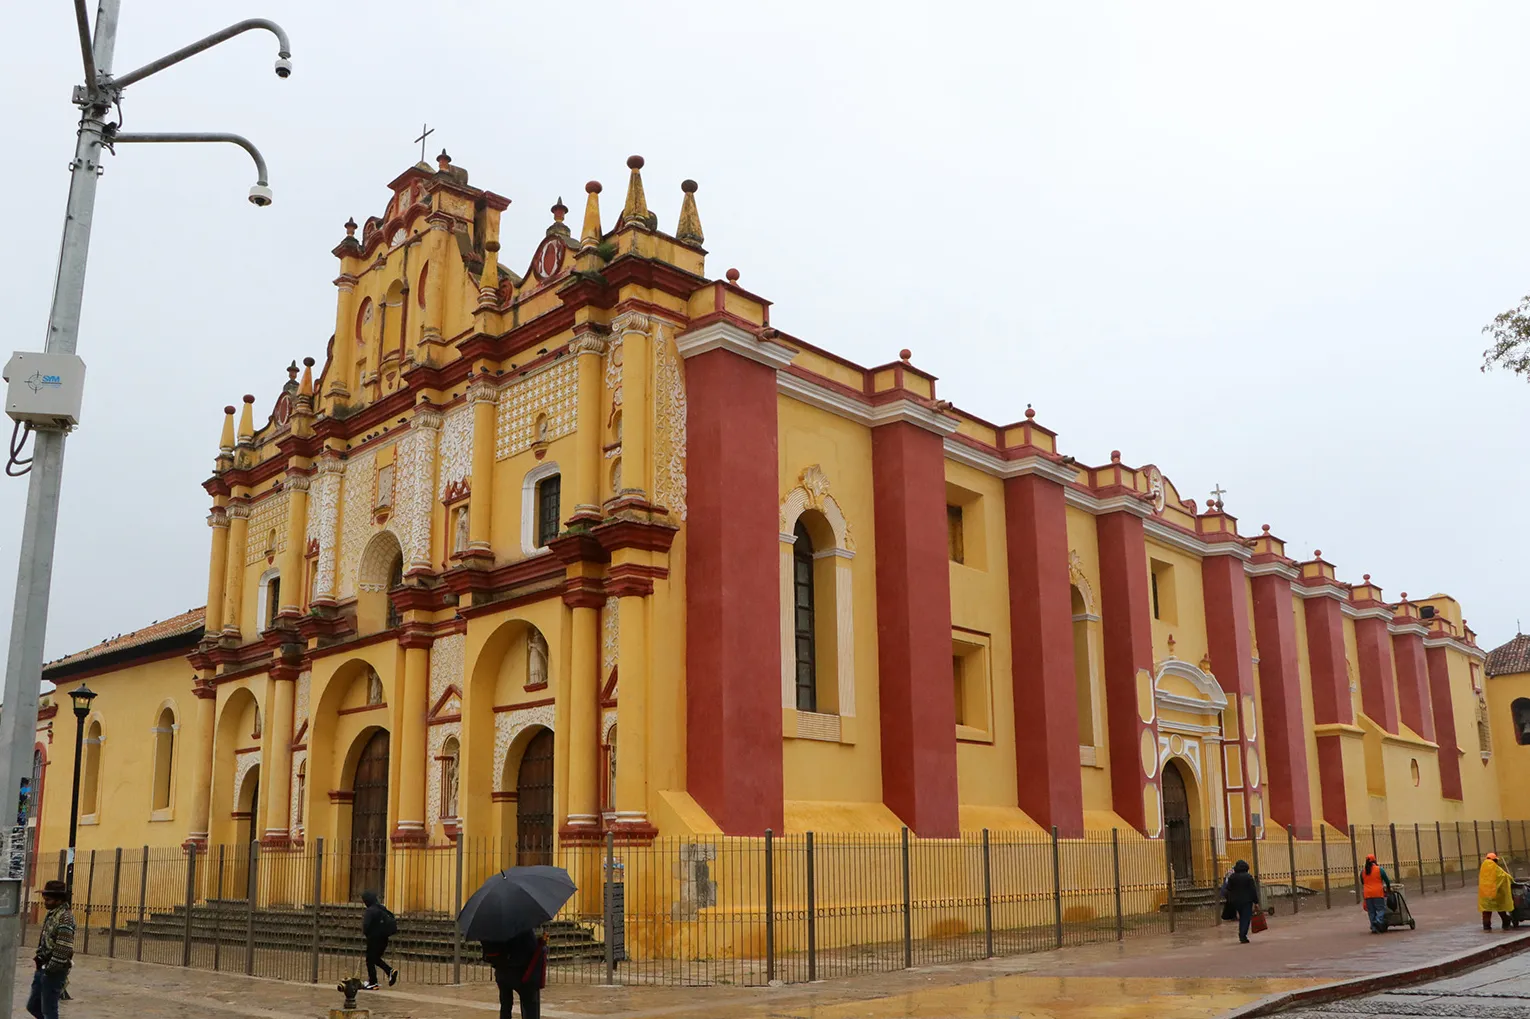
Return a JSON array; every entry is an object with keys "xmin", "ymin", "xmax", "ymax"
[
  {"xmin": 1110, "ymin": 450, "xmax": 1121, "ymax": 463},
  {"xmin": 627, "ymin": 155, "xmax": 645, "ymax": 170},
  {"xmin": 1363, "ymin": 574, "xmax": 1371, "ymax": 583},
  {"xmin": 1261, "ymin": 524, "xmax": 1271, "ymax": 533},
  {"xmin": 1025, "ymin": 404, "xmax": 1035, "ymax": 419},
  {"xmin": 725, "ymin": 267, "xmax": 740, "ymax": 283},
  {"xmin": 585, "ymin": 180, "xmax": 602, "ymax": 195},
  {"xmin": 899, "ymin": 348, "xmax": 912, "ymax": 362},
  {"xmin": 243, "ymin": 394, "xmax": 255, "ymax": 404}
]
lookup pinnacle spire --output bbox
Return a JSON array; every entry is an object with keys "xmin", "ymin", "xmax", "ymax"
[
  {"xmin": 236, "ymin": 394, "xmax": 256, "ymax": 444},
  {"xmin": 676, "ymin": 179, "xmax": 704, "ymax": 246},
  {"xmin": 219, "ymin": 405, "xmax": 236, "ymax": 453},
  {"xmin": 579, "ymin": 181, "xmax": 603, "ymax": 248},
  {"xmin": 299, "ymin": 356, "xmax": 315, "ymax": 398},
  {"xmin": 621, "ymin": 155, "xmax": 650, "ymax": 229}
]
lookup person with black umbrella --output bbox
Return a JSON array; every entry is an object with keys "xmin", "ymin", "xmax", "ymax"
[{"xmin": 459, "ymin": 866, "xmax": 575, "ymax": 1019}]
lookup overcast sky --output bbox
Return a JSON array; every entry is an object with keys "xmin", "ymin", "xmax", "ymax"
[{"xmin": 1, "ymin": 1, "xmax": 1527, "ymax": 666}]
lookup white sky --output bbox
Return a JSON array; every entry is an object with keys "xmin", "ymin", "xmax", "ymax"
[{"xmin": 1, "ymin": 1, "xmax": 1527, "ymax": 664}]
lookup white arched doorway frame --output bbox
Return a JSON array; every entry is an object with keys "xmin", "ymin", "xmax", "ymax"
[
  {"xmin": 779, "ymin": 465, "xmax": 857, "ymax": 734},
  {"xmin": 1154, "ymin": 658, "xmax": 1229, "ymax": 850}
]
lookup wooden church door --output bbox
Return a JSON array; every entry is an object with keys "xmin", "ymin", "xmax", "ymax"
[
  {"xmin": 350, "ymin": 730, "xmax": 390, "ymax": 900},
  {"xmin": 1162, "ymin": 760, "xmax": 1194, "ymax": 886},
  {"xmin": 515, "ymin": 729, "xmax": 555, "ymax": 866}
]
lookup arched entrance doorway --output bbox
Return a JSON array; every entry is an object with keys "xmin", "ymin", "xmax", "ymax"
[
  {"xmin": 1162, "ymin": 760, "xmax": 1194, "ymax": 886},
  {"xmin": 350, "ymin": 730, "xmax": 390, "ymax": 901},
  {"xmin": 233, "ymin": 764, "xmax": 261, "ymax": 896},
  {"xmin": 516, "ymin": 729, "xmax": 554, "ymax": 866}
]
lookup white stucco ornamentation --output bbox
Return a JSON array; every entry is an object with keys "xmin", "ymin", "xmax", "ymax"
[
  {"xmin": 493, "ymin": 704, "xmax": 556, "ymax": 790},
  {"xmin": 437, "ymin": 405, "xmax": 473, "ymax": 499},
  {"xmin": 651, "ymin": 321, "xmax": 687, "ymax": 520},
  {"xmin": 289, "ymin": 749, "xmax": 306, "ymax": 833},
  {"xmin": 295, "ymin": 670, "xmax": 311, "ymax": 731},
  {"xmin": 337, "ymin": 447, "xmax": 379, "ymax": 599},
  {"xmin": 245, "ymin": 490, "xmax": 290, "ymax": 565},
  {"xmin": 427, "ymin": 721, "xmax": 462, "ymax": 831},
  {"xmin": 429, "ymin": 633, "xmax": 465, "ymax": 707},
  {"xmin": 601, "ymin": 598, "xmax": 619, "ymax": 689},
  {"xmin": 234, "ymin": 750, "xmax": 261, "ymax": 809},
  {"xmin": 1067, "ymin": 550, "xmax": 1095, "ymax": 612},
  {"xmin": 308, "ymin": 458, "xmax": 343, "ymax": 598},
  {"xmin": 396, "ymin": 408, "xmax": 441, "ymax": 568},
  {"xmin": 495, "ymin": 359, "xmax": 578, "ymax": 460},
  {"xmin": 779, "ymin": 467, "xmax": 857, "ymax": 720}
]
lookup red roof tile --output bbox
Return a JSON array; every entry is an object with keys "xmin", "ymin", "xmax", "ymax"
[
  {"xmin": 43, "ymin": 607, "xmax": 205, "ymax": 673},
  {"xmin": 1485, "ymin": 633, "xmax": 1530, "ymax": 677}
]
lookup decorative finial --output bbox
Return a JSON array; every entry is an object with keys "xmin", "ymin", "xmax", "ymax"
[
  {"xmin": 621, "ymin": 155, "xmax": 650, "ymax": 228},
  {"xmin": 676, "ymin": 179, "xmax": 704, "ymax": 245},
  {"xmin": 1167, "ymin": 633, "xmax": 1177, "ymax": 657},
  {"xmin": 344, "ymin": 217, "xmax": 357, "ymax": 237},
  {"xmin": 1025, "ymin": 404, "xmax": 1035, "ymax": 420},
  {"xmin": 899, "ymin": 348, "xmax": 912, "ymax": 362},
  {"xmin": 237, "ymin": 394, "xmax": 256, "ymax": 442},
  {"xmin": 287, "ymin": 360, "xmax": 299, "ymax": 382},
  {"xmin": 726, "ymin": 267, "xmax": 740, "ymax": 283},
  {"xmin": 1110, "ymin": 450, "xmax": 1121, "ymax": 463},
  {"xmin": 551, "ymin": 197, "xmax": 567, "ymax": 223},
  {"xmin": 1400, "ymin": 591, "xmax": 1408, "ymax": 600},
  {"xmin": 437, "ymin": 149, "xmax": 452, "ymax": 171},
  {"xmin": 1261, "ymin": 524, "xmax": 1271, "ymax": 533},
  {"xmin": 1363, "ymin": 573, "xmax": 1371, "ymax": 582},
  {"xmin": 219, "ymin": 405, "xmax": 236, "ymax": 453},
  {"xmin": 300, "ymin": 357, "xmax": 315, "ymax": 397},
  {"xmin": 580, "ymin": 181, "xmax": 603, "ymax": 250}
]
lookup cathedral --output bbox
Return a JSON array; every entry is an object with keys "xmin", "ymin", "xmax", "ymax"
[{"xmin": 29, "ymin": 150, "xmax": 1526, "ymax": 904}]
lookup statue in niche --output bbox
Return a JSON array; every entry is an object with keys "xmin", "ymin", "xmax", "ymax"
[
  {"xmin": 366, "ymin": 669, "xmax": 384, "ymax": 706},
  {"xmin": 535, "ymin": 414, "xmax": 550, "ymax": 444},
  {"xmin": 527, "ymin": 629, "xmax": 549, "ymax": 688},
  {"xmin": 454, "ymin": 504, "xmax": 470, "ymax": 553}
]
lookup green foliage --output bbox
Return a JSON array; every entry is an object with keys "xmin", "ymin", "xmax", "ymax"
[
  {"xmin": 594, "ymin": 241, "xmax": 618, "ymax": 262},
  {"xmin": 1482, "ymin": 295, "xmax": 1530, "ymax": 379}
]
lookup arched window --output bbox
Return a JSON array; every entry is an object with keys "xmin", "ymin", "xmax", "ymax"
[
  {"xmin": 1072, "ymin": 586, "xmax": 1095, "ymax": 745},
  {"xmin": 440, "ymin": 736, "xmax": 460, "ymax": 821},
  {"xmin": 385, "ymin": 549, "xmax": 403, "ymax": 629},
  {"xmin": 1513, "ymin": 698, "xmax": 1530, "ymax": 746},
  {"xmin": 520, "ymin": 462, "xmax": 563, "ymax": 555},
  {"xmin": 792, "ymin": 521, "xmax": 817, "ymax": 713},
  {"xmin": 81, "ymin": 720, "xmax": 102, "ymax": 817},
  {"xmin": 295, "ymin": 760, "xmax": 306, "ymax": 829},
  {"xmin": 151, "ymin": 706, "xmax": 176, "ymax": 812}
]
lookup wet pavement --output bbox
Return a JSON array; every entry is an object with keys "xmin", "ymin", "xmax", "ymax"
[
  {"xmin": 18, "ymin": 886, "xmax": 1525, "ymax": 1018},
  {"xmin": 1282, "ymin": 951, "xmax": 1530, "ymax": 1017}
]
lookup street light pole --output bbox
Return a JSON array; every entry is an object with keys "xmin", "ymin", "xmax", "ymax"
[
  {"xmin": 63, "ymin": 684, "xmax": 95, "ymax": 893},
  {"xmin": 0, "ymin": 4, "xmax": 290, "ymax": 1014}
]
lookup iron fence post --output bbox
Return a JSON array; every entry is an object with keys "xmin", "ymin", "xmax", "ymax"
[
  {"xmin": 1320, "ymin": 825, "xmax": 1331, "ymax": 909},
  {"xmin": 452, "ymin": 835, "xmax": 463, "ymax": 985},
  {"xmin": 1052, "ymin": 825, "xmax": 1066, "ymax": 946},
  {"xmin": 900, "ymin": 826, "xmax": 912, "ymax": 969},
  {"xmin": 806, "ymin": 831, "xmax": 817, "ymax": 981},
  {"xmin": 981, "ymin": 829, "xmax": 993, "ymax": 958},
  {"xmin": 1111, "ymin": 828, "xmax": 1123, "ymax": 941},
  {"xmin": 81, "ymin": 849, "xmax": 95, "ymax": 956},
  {"xmin": 311, "ymin": 838, "xmax": 324, "ymax": 984},
  {"xmin": 1250, "ymin": 826, "xmax": 1261, "ymax": 890},
  {"xmin": 213, "ymin": 845, "xmax": 224, "ymax": 972},
  {"xmin": 1491, "ymin": 820, "xmax": 1499, "ymax": 856},
  {"xmin": 135, "ymin": 845, "xmax": 148, "ymax": 962},
  {"xmin": 182, "ymin": 842, "xmax": 197, "ymax": 967},
  {"xmin": 1414, "ymin": 824, "xmax": 1424, "ymax": 896},
  {"xmin": 765, "ymin": 828, "xmax": 777, "ymax": 983},
  {"xmin": 1211, "ymin": 826, "xmax": 1221, "ymax": 925},
  {"xmin": 1163, "ymin": 825, "xmax": 1175, "ymax": 934},
  {"xmin": 245, "ymin": 841, "xmax": 258, "ymax": 976},
  {"xmin": 107, "ymin": 847, "xmax": 121, "ymax": 959},
  {"xmin": 1436, "ymin": 821, "xmax": 1447, "ymax": 893},
  {"xmin": 1506, "ymin": 819, "xmax": 1515, "ymax": 862},
  {"xmin": 1388, "ymin": 823, "xmax": 1400, "ymax": 882},
  {"xmin": 1458, "ymin": 821, "xmax": 1467, "ymax": 887},
  {"xmin": 602, "ymin": 833, "xmax": 615, "ymax": 986},
  {"xmin": 1349, "ymin": 825, "xmax": 1360, "ymax": 904},
  {"xmin": 1286, "ymin": 824, "xmax": 1298, "ymax": 914},
  {"xmin": 1474, "ymin": 820, "xmax": 1482, "ymax": 864}
]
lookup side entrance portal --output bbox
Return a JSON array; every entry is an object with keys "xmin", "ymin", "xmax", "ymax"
[
  {"xmin": 350, "ymin": 730, "xmax": 390, "ymax": 901},
  {"xmin": 1163, "ymin": 759, "xmax": 1194, "ymax": 886},
  {"xmin": 516, "ymin": 728, "xmax": 554, "ymax": 866}
]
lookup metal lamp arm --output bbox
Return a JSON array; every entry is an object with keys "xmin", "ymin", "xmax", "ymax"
[
  {"xmin": 111, "ymin": 18, "xmax": 291, "ymax": 91},
  {"xmin": 110, "ymin": 132, "xmax": 273, "ymax": 204}
]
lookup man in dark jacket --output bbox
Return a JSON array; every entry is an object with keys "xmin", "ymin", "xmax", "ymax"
[
  {"xmin": 1223, "ymin": 860, "xmax": 1260, "ymax": 944},
  {"xmin": 483, "ymin": 928, "xmax": 545, "ymax": 1019},
  {"xmin": 359, "ymin": 890, "xmax": 397, "ymax": 989}
]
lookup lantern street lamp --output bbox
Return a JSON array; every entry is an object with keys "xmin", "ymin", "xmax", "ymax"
[{"xmin": 65, "ymin": 684, "xmax": 96, "ymax": 891}]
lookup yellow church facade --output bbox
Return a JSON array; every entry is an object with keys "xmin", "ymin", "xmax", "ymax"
[{"xmin": 32, "ymin": 151, "xmax": 1523, "ymax": 912}]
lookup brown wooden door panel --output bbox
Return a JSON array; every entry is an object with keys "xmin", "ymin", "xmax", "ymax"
[
  {"xmin": 350, "ymin": 730, "xmax": 390, "ymax": 900},
  {"xmin": 516, "ymin": 729, "xmax": 554, "ymax": 866}
]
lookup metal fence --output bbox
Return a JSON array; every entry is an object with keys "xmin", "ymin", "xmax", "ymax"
[{"xmin": 36, "ymin": 818, "xmax": 1529, "ymax": 988}]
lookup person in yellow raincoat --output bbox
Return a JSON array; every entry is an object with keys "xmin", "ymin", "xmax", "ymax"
[{"xmin": 1479, "ymin": 852, "xmax": 1516, "ymax": 931}]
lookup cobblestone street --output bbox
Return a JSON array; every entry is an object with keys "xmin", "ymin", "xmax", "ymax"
[{"xmin": 14, "ymin": 885, "xmax": 1526, "ymax": 1019}]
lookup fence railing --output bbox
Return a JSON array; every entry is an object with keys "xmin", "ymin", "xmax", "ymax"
[{"xmin": 38, "ymin": 818, "xmax": 1529, "ymax": 987}]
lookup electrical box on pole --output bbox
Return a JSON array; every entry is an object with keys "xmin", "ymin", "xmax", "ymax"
[{"xmin": 4, "ymin": 353, "xmax": 86, "ymax": 429}]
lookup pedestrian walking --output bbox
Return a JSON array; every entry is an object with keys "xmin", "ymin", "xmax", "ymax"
[
  {"xmin": 359, "ymin": 890, "xmax": 398, "ymax": 989},
  {"xmin": 1360, "ymin": 854, "xmax": 1392, "ymax": 933},
  {"xmin": 483, "ymin": 928, "xmax": 547, "ymax": 1019},
  {"xmin": 1221, "ymin": 860, "xmax": 1261, "ymax": 944},
  {"xmin": 26, "ymin": 879, "xmax": 75, "ymax": 1019},
  {"xmin": 1479, "ymin": 852, "xmax": 1517, "ymax": 931}
]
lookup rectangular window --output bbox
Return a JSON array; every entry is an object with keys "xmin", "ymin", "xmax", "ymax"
[
  {"xmin": 952, "ymin": 655, "xmax": 966, "ymax": 726},
  {"xmin": 793, "ymin": 537, "xmax": 817, "ymax": 713},
  {"xmin": 1150, "ymin": 571, "xmax": 1160, "ymax": 620},
  {"xmin": 952, "ymin": 635, "xmax": 992, "ymax": 737},
  {"xmin": 536, "ymin": 475, "xmax": 561, "ymax": 547},
  {"xmin": 1150, "ymin": 559, "xmax": 1177, "ymax": 625},
  {"xmin": 947, "ymin": 505, "xmax": 965, "ymax": 564},
  {"xmin": 266, "ymin": 578, "xmax": 281, "ymax": 628}
]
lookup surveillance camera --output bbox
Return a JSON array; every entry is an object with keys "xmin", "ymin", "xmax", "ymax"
[
  {"xmin": 248, "ymin": 184, "xmax": 273, "ymax": 207},
  {"xmin": 274, "ymin": 56, "xmax": 292, "ymax": 78}
]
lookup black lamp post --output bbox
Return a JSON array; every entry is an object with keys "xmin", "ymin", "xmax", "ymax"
[{"xmin": 65, "ymin": 683, "xmax": 96, "ymax": 891}]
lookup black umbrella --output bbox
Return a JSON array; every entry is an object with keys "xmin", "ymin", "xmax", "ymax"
[{"xmin": 457, "ymin": 866, "xmax": 577, "ymax": 942}]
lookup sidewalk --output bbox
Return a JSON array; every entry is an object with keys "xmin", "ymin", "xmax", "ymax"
[{"xmin": 20, "ymin": 885, "xmax": 1518, "ymax": 1019}]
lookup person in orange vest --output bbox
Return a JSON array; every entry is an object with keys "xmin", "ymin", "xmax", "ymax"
[{"xmin": 1360, "ymin": 854, "xmax": 1392, "ymax": 933}]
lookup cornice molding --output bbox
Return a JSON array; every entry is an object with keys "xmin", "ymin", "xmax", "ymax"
[
  {"xmin": 678, "ymin": 320, "xmax": 797, "ymax": 369},
  {"xmin": 1293, "ymin": 582, "xmax": 1349, "ymax": 601},
  {"xmin": 1244, "ymin": 560, "xmax": 1299, "ymax": 581},
  {"xmin": 1343, "ymin": 604, "xmax": 1394, "ymax": 622},
  {"xmin": 776, "ymin": 369, "xmax": 958, "ymax": 436},
  {"xmin": 1146, "ymin": 518, "xmax": 1252, "ymax": 562},
  {"xmin": 941, "ymin": 438, "xmax": 1079, "ymax": 485}
]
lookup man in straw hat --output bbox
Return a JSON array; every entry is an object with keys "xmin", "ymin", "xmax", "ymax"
[{"xmin": 26, "ymin": 879, "xmax": 75, "ymax": 1019}]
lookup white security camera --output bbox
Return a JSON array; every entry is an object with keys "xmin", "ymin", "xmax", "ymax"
[
  {"xmin": 248, "ymin": 184, "xmax": 273, "ymax": 207},
  {"xmin": 274, "ymin": 56, "xmax": 292, "ymax": 78}
]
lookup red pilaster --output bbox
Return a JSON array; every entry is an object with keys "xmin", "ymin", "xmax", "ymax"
[
  {"xmin": 1004, "ymin": 473, "xmax": 1084, "ymax": 837},
  {"xmin": 683, "ymin": 347, "xmax": 783, "ymax": 835},
  {"xmin": 1250, "ymin": 573, "xmax": 1315, "ymax": 837},
  {"xmin": 1303, "ymin": 595, "xmax": 1352, "ymax": 830},
  {"xmin": 1391, "ymin": 630, "xmax": 1435, "ymax": 741},
  {"xmin": 872, "ymin": 420, "xmax": 959, "ymax": 837},
  {"xmin": 1354, "ymin": 617, "xmax": 1400, "ymax": 733},
  {"xmin": 1201, "ymin": 553, "xmax": 1254, "ymax": 836},
  {"xmin": 1425, "ymin": 644, "xmax": 1463, "ymax": 800},
  {"xmin": 1096, "ymin": 511, "xmax": 1156, "ymax": 834}
]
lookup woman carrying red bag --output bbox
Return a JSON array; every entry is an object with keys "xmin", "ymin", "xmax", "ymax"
[{"xmin": 482, "ymin": 928, "xmax": 548, "ymax": 1019}]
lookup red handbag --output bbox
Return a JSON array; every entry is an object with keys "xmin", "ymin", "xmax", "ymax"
[{"xmin": 1251, "ymin": 911, "xmax": 1268, "ymax": 934}]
